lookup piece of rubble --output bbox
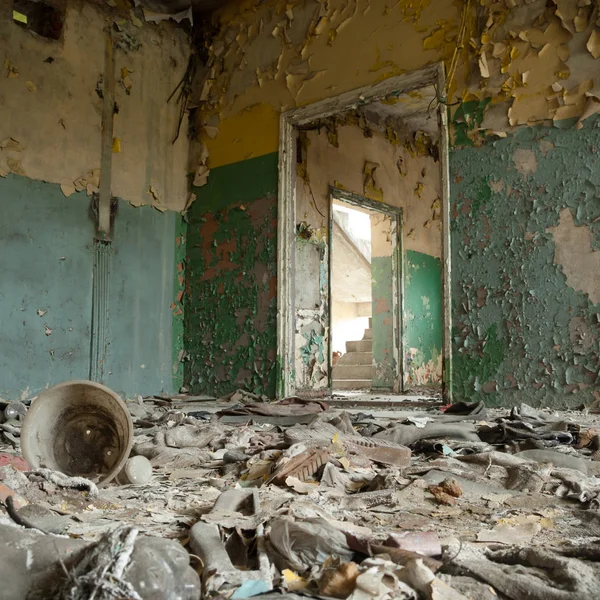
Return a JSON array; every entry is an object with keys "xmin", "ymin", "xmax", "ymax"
[
  {"xmin": 268, "ymin": 517, "xmax": 354, "ymax": 573},
  {"xmin": 319, "ymin": 562, "xmax": 360, "ymax": 598},
  {"xmin": 268, "ymin": 445, "xmax": 330, "ymax": 486},
  {"xmin": 384, "ymin": 531, "xmax": 442, "ymax": 557},
  {"xmin": 428, "ymin": 478, "xmax": 462, "ymax": 506},
  {"xmin": 189, "ymin": 489, "xmax": 272, "ymax": 597}
]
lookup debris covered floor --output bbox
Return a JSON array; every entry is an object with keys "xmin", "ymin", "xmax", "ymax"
[{"xmin": 3, "ymin": 395, "xmax": 600, "ymax": 599}]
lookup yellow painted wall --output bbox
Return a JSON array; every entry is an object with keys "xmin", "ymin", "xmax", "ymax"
[{"xmin": 195, "ymin": 0, "xmax": 600, "ymax": 171}]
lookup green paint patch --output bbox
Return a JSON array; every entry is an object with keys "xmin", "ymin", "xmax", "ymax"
[
  {"xmin": 472, "ymin": 178, "xmax": 491, "ymax": 219},
  {"xmin": 372, "ymin": 256, "xmax": 395, "ymax": 388},
  {"xmin": 301, "ymin": 330, "xmax": 325, "ymax": 366},
  {"xmin": 451, "ymin": 115, "xmax": 600, "ymax": 406},
  {"xmin": 0, "ymin": 174, "xmax": 177, "ymax": 399},
  {"xmin": 453, "ymin": 324, "xmax": 505, "ymax": 399},
  {"xmin": 172, "ymin": 214, "xmax": 187, "ymax": 390},
  {"xmin": 451, "ymin": 98, "xmax": 491, "ymax": 148},
  {"xmin": 184, "ymin": 153, "xmax": 278, "ymax": 397},
  {"xmin": 195, "ymin": 153, "xmax": 278, "ymax": 212},
  {"xmin": 404, "ymin": 250, "xmax": 442, "ymax": 385}
]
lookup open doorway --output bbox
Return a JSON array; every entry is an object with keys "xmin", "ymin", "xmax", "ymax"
[
  {"xmin": 277, "ymin": 64, "xmax": 450, "ymax": 401},
  {"xmin": 330, "ymin": 191, "xmax": 402, "ymax": 392}
]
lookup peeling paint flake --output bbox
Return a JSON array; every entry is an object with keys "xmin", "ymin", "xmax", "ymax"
[{"xmin": 587, "ymin": 29, "xmax": 600, "ymax": 59}]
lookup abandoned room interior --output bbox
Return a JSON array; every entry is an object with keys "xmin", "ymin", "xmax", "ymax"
[{"xmin": 2, "ymin": 0, "xmax": 600, "ymax": 597}]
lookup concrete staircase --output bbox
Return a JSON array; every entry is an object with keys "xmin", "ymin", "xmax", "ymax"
[{"xmin": 332, "ymin": 318, "xmax": 373, "ymax": 390}]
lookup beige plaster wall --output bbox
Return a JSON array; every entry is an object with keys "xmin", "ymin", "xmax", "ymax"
[
  {"xmin": 297, "ymin": 123, "xmax": 441, "ymax": 257},
  {"xmin": 0, "ymin": 0, "xmax": 190, "ymax": 211}
]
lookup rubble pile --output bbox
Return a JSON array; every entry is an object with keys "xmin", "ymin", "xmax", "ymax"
[{"xmin": 3, "ymin": 392, "xmax": 600, "ymax": 599}]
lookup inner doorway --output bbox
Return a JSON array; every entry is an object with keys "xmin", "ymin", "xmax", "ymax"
[
  {"xmin": 330, "ymin": 190, "xmax": 402, "ymax": 392},
  {"xmin": 277, "ymin": 64, "xmax": 451, "ymax": 401}
]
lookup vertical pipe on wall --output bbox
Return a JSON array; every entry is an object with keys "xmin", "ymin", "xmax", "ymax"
[
  {"xmin": 91, "ymin": 25, "xmax": 115, "ymax": 381},
  {"xmin": 90, "ymin": 241, "xmax": 111, "ymax": 382},
  {"xmin": 98, "ymin": 27, "xmax": 115, "ymax": 239}
]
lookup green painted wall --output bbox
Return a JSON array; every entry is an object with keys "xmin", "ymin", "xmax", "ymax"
[
  {"xmin": 104, "ymin": 201, "xmax": 178, "ymax": 397},
  {"xmin": 0, "ymin": 174, "xmax": 179, "ymax": 400},
  {"xmin": 404, "ymin": 250, "xmax": 443, "ymax": 386},
  {"xmin": 172, "ymin": 215, "xmax": 187, "ymax": 391},
  {"xmin": 451, "ymin": 116, "xmax": 600, "ymax": 407},
  {"xmin": 371, "ymin": 256, "xmax": 395, "ymax": 388},
  {"xmin": 0, "ymin": 174, "xmax": 94, "ymax": 398},
  {"xmin": 184, "ymin": 153, "xmax": 278, "ymax": 397}
]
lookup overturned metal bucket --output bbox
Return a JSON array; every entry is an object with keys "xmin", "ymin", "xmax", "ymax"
[{"xmin": 21, "ymin": 380, "xmax": 133, "ymax": 487}]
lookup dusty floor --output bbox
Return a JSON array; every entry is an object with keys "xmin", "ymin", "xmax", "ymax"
[{"xmin": 3, "ymin": 393, "xmax": 600, "ymax": 599}]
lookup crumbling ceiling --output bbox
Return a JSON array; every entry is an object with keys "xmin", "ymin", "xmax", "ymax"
[{"xmin": 130, "ymin": 0, "xmax": 228, "ymax": 13}]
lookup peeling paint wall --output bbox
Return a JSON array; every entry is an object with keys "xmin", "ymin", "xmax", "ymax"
[
  {"xmin": 371, "ymin": 213, "xmax": 396, "ymax": 389},
  {"xmin": 294, "ymin": 122, "xmax": 442, "ymax": 390},
  {"xmin": 0, "ymin": 0, "xmax": 190, "ymax": 211},
  {"xmin": 0, "ymin": 2, "xmax": 191, "ymax": 398},
  {"xmin": 193, "ymin": 0, "xmax": 600, "ymax": 170},
  {"xmin": 451, "ymin": 116, "xmax": 600, "ymax": 406},
  {"xmin": 188, "ymin": 0, "xmax": 600, "ymax": 400},
  {"xmin": 184, "ymin": 154, "xmax": 278, "ymax": 397},
  {"xmin": 0, "ymin": 174, "xmax": 179, "ymax": 400},
  {"xmin": 195, "ymin": 0, "xmax": 462, "ymax": 169}
]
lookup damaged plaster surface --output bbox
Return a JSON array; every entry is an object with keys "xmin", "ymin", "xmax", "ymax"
[
  {"xmin": 0, "ymin": 0, "xmax": 190, "ymax": 210},
  {"xmin": 184, "ymin": 154, "xmax": 278, "ymax": 397},
  {"xmin": 189, "ymin": 0, "xmax": 600, "ymax": 397},
  {"xmin": 451, "ymin": 115, "xmax": 600, "ymax": 407},
  {"xmin": 195, "ymin": 0, "xmax": 600, "ymax": 171}
]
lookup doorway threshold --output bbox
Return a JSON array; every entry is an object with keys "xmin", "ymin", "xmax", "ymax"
[{"xmin": 328, "ymin": 390, "xmax": 443, "ymax": 409}]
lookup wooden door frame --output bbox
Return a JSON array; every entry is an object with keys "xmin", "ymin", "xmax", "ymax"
[
  {"xmin": 276, "ymin": 63, "xmax": 452, "ymax": 400},
  {"xmin": 329, "ymin": 188, "xmax": 404, "ymax": 392}
]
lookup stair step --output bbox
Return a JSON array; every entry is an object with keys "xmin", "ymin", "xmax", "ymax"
[
  {"xmin": 346, "ymin": 339, "xmax": 372, "ymax": 352},
  {"xmin": 332, "ymin": 364, "xmax": 373, "ymax": 379},
  {"xmin": 332, "ymin": 379, "xmax": 372, "ymax": 390},
  {"xmin": 336, "ymin": 351, "xmax": 372, "ymax": 366},
  {"xmin": 362, "ymin": 328, "xmax": 372, "ymax": 340}
]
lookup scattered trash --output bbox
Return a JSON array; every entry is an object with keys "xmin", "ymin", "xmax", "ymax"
[
  {"xmin": 3, "ymin": 392, "xmax": 600, "ymax": 600},
  {"xmin": 428, "ymin": 478, "xmax": 462, "ymax": 506}
]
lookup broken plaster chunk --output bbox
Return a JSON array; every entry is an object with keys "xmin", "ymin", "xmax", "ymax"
[
  {"xmin": 194, "ymin": 165, "xmax": 210, "ymax": 187},
  {"xmin": 0, "ymin": 137, "xmax": 23, "ymax": 152},
  {"xmin": 25, "ymin": 81, "xmax": 37, "ymax": 93},
  {"xmin": 587, "ymin": 29, "xmax": 600, "ymax": 59},
  {"xmin": 428, "ymin": 478, "xmax": 462, "ymax": 506},
  {"xmin": 479, "ymin": 52, "xmax": 490, "ymax": 78},
  {"xmin": 59, "ymin": 181, "xmax": 76, "ymax": 197}
]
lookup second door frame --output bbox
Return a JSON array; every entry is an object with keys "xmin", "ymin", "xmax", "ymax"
[
  {"xmin": 276, "ymin": 63, "xmax": 452, "ymax": 400},
  {"xmin": 329, "ymin": 187, "xmax": 404, "ymax": 392}
]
